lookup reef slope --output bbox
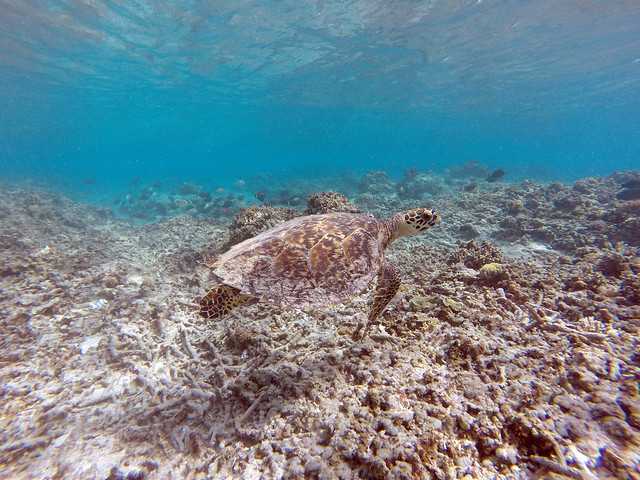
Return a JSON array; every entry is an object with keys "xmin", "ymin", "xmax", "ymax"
[{"xmin": 0, "ymin": 177, "xmax": 638, "ymax": 479}]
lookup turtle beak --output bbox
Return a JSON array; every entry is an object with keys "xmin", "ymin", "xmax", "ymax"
[
  {"xmin": 422, "ymin": 209, "xmax": 439, "ymax": 227},
  {"xmin": 430, "ymin": 210, "xmax": 440, "ymax": 226}
]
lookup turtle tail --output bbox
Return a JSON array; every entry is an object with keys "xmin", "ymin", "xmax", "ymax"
[{"xmin": 199, "ymin": 284, "xmax": 253, "ymax": 319}]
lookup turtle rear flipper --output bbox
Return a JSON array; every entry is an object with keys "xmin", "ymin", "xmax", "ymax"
[
  {"xmin": 354, "ymin": 261, "xmax": 401, "ymax": 339},
  {"xmin": 199, "ymin": 284, "xmax": 253, "ymax": 319}
]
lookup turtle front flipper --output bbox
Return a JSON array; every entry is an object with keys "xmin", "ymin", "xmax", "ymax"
[
  {"xmin": 355, "ymin": 262, "xmax": 401, "ymax": 338},
  {"xmin": 199, "ymin": 284, "xmax": 254, "ymax": 319}
]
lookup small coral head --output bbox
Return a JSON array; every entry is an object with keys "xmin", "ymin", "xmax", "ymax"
[{"xmin": 398, "ymin": 208, "xmax": 440, "ymax": 236}]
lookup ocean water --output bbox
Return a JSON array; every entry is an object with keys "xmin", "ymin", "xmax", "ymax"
[{"xmin": 1, "ymin": 0, "xmax": 639, "ymax": 202}]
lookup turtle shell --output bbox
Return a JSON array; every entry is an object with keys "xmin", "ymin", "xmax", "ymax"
[{"xmin": 211, "ymin": 212, "xmax": 383, "ymax": 306}]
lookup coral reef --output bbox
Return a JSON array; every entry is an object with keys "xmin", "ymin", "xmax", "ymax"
[
  {"xmin": 117, "ymin": 182, "xmax": 245, "ymax": 221},
  {"xmin": 445, "ymin": 160, "xmax": 491, "ymax": 180},
  {"xmin": 610, "ymin": 199, "xmax": 640, "ymax": 245},
  {"xmin": 223, "ymin": 192, "xmax": 360, "ymax": 250},
  {"xmin": 224, "ymin": 205, "xmax": 299, "ymax": 247},
  {"xmin": 1, "ymin": 173, "xmax": 639, "ymax": 479},
  {"xmin": 442, "ymin": 173, "xmax": 640, "ymax": 250},
  {"xmin": 262, "ymin": 189, "xmax": 306, "ymax": 207},
  {"xmin": 478, "ymin": 262, "xmax": 509, "ymax": 284},
  {"xmin": 358, "ymin": 170, "xmax": 396, "ymax": 194},
  {"xmin": 616, "ymin": 174, "xmax": 640, "ymax": 200},
  {"xmin": 305, "ymin": 191, "xmax": 360, "ymax": 215},
  {"xmin": 397, "ymin": 171, "xmax": 445, "ymax": 199},
  {"xmin": 447, "ymin": 240, "xmax": 504, "ymax": 270},
  {"xmin": 244, "ymin": 174, "xmax": 359, "ymax": 208}
]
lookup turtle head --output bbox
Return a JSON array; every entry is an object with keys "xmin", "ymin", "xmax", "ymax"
[{"xmin": 390, "ymin": 208, "xmax": 439, "ymax": 241}]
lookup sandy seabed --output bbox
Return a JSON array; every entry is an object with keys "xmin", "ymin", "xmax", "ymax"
[{"xmin": 0, "ymin": 174, "xmax": 639, "ymax": 480}]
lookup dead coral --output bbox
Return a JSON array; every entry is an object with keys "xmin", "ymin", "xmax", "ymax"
[
  {"xmin": 478, "ymin": 262, "xmax": 509, "ymax": 285},
  {"xmin": 610, "ymin": 200, "xmax": 640, "ymax": 245},
  {"xmin": 397, "ymin": 172, "xmax": 445, "ymax": 199},
  {"xmin": 596, "ymin": 253, "xmax": 629, "ymax": 278},
  {"xmin": 505, "ymin": 199, "xmax": 525, "ymax": 215},
  {"xmin": 458, "ymin": 223, "xmax": 480, "ymax": 240},
  {"xmin": 357, "ymin": 171, "xmax": 395, "ymax": 194},
  {"xmin": 445, "ymin": 160, "xmax": 491, "ymax": 180},
  {"xmin": 225, "ymin": 206, "xmax": 299, "ymax": 247},
  {"xmin": 2, "ymin": 178, "xmax": 640, "ymax": 480},
  {"xmin": 305, "ymin": 191, "xmax": 360, "ymax": 215},
  {"xmin": 620, "ymin": 275, "xmax": 640, "ymax": 306},
  {"xmin": 447, "ymin": 240, "xmax": 504, "ymax": 270}
]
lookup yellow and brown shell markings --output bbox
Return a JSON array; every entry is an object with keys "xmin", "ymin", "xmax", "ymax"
[{"xmin": 199, "ymin": 208, "xmax": 439, "ymax": 328}]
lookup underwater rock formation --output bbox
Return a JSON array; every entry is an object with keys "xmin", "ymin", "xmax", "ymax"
[
  {"xmin": 305, "ymin": 191, "xmax": 360, "ymax": 215},
  {"xmin": 447, "ymin": 240, "xmax": 504, "ymax": 270},
  {"xmin": 616, "ymin": 174, "xmax": 640, "ymax": 200},
  {"xmin": 462, "ymin": 182, "xmax": 478, "ymax": 192},
  {"xmin": 474, "ymin": 173, "xmax": 640, "ymax": 250},
  {"xmin": 485, "ymin": 168, "xmax": 506, "ymax": 183},
  {"xmin": 610, "ymin": 200, "xmax": 640, "ymax": 245},
  {"xmin": 458, "ymin": 223, "xmax": 480, "ymax": 240},
  {"xmin": 616, "ymin": 187, "xmax": 640, "ymax": 201},
  {"xmin": 117, "ymin": 182, "xmax": 244, "ymax": 221},
  {"xmin": 177, "ymin": 182, "xmax": 203, "ymax": 196},
  {"xmin": 478, "ymin": 262, "xmax": 509, "ymax": 285},
  {"xmin": 397, "ymin": 171, "xmax": 445, "ymax": 199},
  {"xmin": 225, "ymin": 205, "xmax": 299, "ymax": 247},
  {"xmin": 445, "ymin": 160, "xmax": 491, "ymax": 180},
  {"xmin": 358, "ymin": 170, "xmax": 396, "ymax": 194},
  {"xmin": 266, "ymin": 189, "xmax": 306, "ymax": 207}
]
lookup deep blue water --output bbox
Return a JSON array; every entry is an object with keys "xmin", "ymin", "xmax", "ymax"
[{"xmin": 1, "ymin": 0, "xmax": 639, "ymax": 204}]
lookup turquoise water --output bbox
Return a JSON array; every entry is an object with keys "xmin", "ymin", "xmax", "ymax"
[{"xmin": 1, "ymin": 1, "xmax": 639, "ymax": 203}]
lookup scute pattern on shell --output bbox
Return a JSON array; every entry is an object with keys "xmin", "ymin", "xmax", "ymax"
[{"xmin": 212, "ymin": 212, "xmax": 383, "ymax": 305}]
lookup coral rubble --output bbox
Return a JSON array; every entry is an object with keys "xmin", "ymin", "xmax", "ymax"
[
  {"xmin": 1, "ymin": 172, "xmax": 639, "ymax": 479},
  {"xmin": 397, "ymin": 171, "xmax": 445, "ymax": 199},
  {"xmin": 358, "ymin": 170, "xmax": 396, "ymax": 194},
  {"xmin": 117, "ymin": 182, "xmax": 245, "ymax": 221}
]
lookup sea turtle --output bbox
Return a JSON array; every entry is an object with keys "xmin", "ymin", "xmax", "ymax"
[{"xmin": 199, "ymin": 208, "xmax": 440, "ymax": 335}]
